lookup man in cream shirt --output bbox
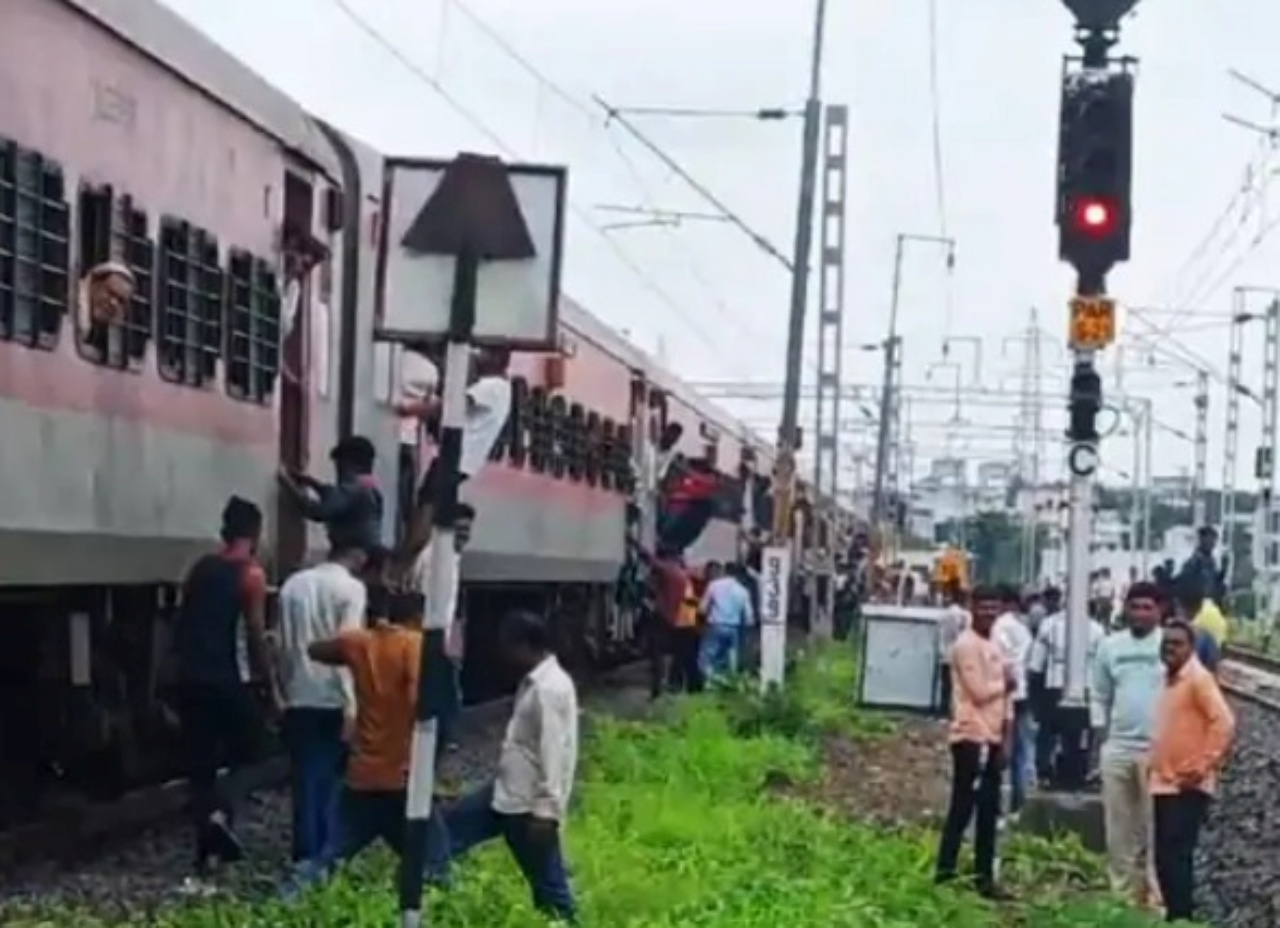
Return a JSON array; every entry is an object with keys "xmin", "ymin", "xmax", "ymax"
[{"xmin": 436, "ymin": 610, "xmax": 578, "ymax": 922}]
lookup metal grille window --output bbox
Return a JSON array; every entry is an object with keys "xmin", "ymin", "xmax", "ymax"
[
  {"xmin": 77, "ymin": 184, "xmax": 154, "ymax": 369},
  {"xmin": 0, "ymin": 139, "xmax": 70, "ymax": 348},
  {"xmin": 225, "ymin": 249, "xmax": 281, "ymax": 404},
  {"xmin": 157, "ymin": 218, "xmax": 221, "ymax": 386}
]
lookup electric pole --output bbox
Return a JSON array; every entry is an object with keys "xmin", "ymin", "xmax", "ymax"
[
  {"xmin": 1055, "ymin": 0, "xmax": 1138, "ymax": 790},
  {"xmin": 771, "ymin": 0, "xmax": 829, "ymax": 549},
  {"xmin": 1192, "ymin": 369, "xmax": 1209, "ymax": 528},
  {"xmin": 870, "ymin": 233, "xmax": 955, "ymax": 535}
]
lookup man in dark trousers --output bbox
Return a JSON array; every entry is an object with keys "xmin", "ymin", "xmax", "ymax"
[
  {"xmin": 935, "ymin": 586, "xmax": 1014, "ymax": 900},
  {"xmin": 630, "ymin": 539, "xmax": 690, "ymax": 700},
  {"xmin": 171, "ymin": 496, "xmax": 282, "ymax": 880}
]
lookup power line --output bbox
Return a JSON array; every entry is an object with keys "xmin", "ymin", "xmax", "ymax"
[
  {"xmin": 436, "ymin": 0, "xmax": 784, "ymax": 364},
  {"xmin": 924, "ymin": 0, "xmax": 955, "ymax": 337},
  {"xmin": 327, "ymin": 0, "xmax": 732, "ymax": 360}
]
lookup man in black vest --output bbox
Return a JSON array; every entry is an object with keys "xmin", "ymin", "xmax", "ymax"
[{"xmin": 172, "ymin": 496, "xmax": 282, "ymax": 876}]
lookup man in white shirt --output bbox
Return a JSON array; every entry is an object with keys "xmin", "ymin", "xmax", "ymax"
[
  {"xmin": 276, "ymin": 543, "xmax": 368, "ymax": 867},
  {"xmin": 936, "ymin": 582, "xmax": 970, "ymax": 716},
  {"xmin": 438, "ymin": 610, "xmax": 578, "ymax": 921},
  {"xmin": 993, "ymin": 586, "xmax": 1034, "ymax": 813},
  {"xmin": 1027, "ymin": 588, "xmax": 1105, "ymax": 788},
  {"xmin": 395, "ymin": 346, "xmax": 439, "ymax": 543},
  {"xmin": 396, "ymin": 348, "xmax": 512, "ymax": 572},
  {"xmin": 409, "ymin": 503, "xmax": 476, "ymax": 763}
]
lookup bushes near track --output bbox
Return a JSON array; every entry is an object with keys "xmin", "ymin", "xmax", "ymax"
[{"xmin": 13, "ymin": 644, "xmax": 1171, "ymax": 926}]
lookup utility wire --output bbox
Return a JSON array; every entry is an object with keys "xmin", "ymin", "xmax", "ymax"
[
  {"xmin": 436, "ymin": 0, "xmax": 794, "ymax": 370},
  {"xmin": 328, "ymin": 0, "xmax": 733, "ymax": 361},
  {"xmin": 925, "ymin": 0, "xmax": 956, "ymax": 338}
]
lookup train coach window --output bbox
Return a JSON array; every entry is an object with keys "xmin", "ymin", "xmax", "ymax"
[
  {"xmin": 226, "ymin": 249, "xmax": 282, "ymax": 404},
  {"xmin": 75, "ymin": 184, "xmax": 154, "ymax": 369},
  {"xmin": 157, "ymin": 218, "xmax": 222, "ymax": 387},
  {"xmin": 503, "ymin": 376, "xmax": 529, "ymax": 467},
  {"xmin": 548, "ymin": 395, "xmax": 568, "ymax": 479},
  {"xmin": 0, "ymin": 139, "xmax": 70, "ymax": 349},
  {"xmin": 527, "ymin": 385, "xmax": 550, "ymax": 473},
  {"xmin": 583, "ymin": 411, "xmax": 601, "ymax": 486},
  {"xmin": 567, "ymin": 402, "xmax": 586, "ymax": 481}
]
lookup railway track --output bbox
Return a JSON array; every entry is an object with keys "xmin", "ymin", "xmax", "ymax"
[
  {"xmin": 0, "ymin": 660, "xmax": 647, "ymax": 872},
  {"xmin": 1220, "ymin": 644, "xmax": 1280, "ymax": 711}
]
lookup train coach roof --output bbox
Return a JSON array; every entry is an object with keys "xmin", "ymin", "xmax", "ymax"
[
  {"xmin": 558, "ymin": 295, "xmax": 771, "ymax": 456},
  {"xmin": 63, "ymin": 0, "xmax": 343, "ymax": 179}
]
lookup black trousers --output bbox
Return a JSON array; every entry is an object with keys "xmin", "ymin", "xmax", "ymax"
[
  {"xmin": 643, "ymin": 615, "xmax": 671, "ymax": 699},
  {"xmin": 936, "ymin": 741, "xmax": 1003, "ymax": 887},
  {"xmin": 667, "ymin": 626, "xmax": 702, "ymax": 693},
  {"xmin": 1154, "ymin": 790, "xmax": 1210, "ymax": 922},
  {"xmin": 936, "ymin": 665, "xmax": 952, "ymax": 718},
  {"xmin": 178, "ymin": 683, "xmax": 262, "ymax": 863}
]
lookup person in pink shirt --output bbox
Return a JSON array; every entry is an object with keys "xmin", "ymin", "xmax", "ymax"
[
  {"xmin": 1148, "ymin": 619, "xmax": 1235, "ymax": 923},
  {"xmin": 935, "ymin": 585, "xmax": 1015, "ymax": 899}
]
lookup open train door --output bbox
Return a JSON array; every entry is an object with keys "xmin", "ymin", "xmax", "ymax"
[{"xmin": 275, "ymin": 169, "xmax": 320, "ymax": 575}]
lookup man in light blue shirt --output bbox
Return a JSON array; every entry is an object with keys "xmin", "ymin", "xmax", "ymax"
[
  {"xmin": 699, "ymin": 562, "xmax": 754, "ymax": 683},
  {"xmin": 1090, "ymin": 580, "xmax": 1165, "ymax": 906}
]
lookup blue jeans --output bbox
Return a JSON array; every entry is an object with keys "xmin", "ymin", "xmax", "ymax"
[
  {"xmin": 441, "ymin": 781, "xmax": 576, "ymax": 922},
  {"xmin": 284, "ymin": 787, "xmax": 451, "ymax": 897},
  {"xmin": 699, "ymin": 623, "xmax": 741, "ymax": 682},
  {"xmin": 282, "ymin": 708, "xmax": 346, "ymax": 863},
  {"xmin": 1009, "ymin": 701, "xmax": 1036, "ymax": 812}
]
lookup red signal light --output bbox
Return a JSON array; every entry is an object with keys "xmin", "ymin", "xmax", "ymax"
[{"xmin": 1070, "ymin": 196, "xmax": 1117, "ymax": 237}]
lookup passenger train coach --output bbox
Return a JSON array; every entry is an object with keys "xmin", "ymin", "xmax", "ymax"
[{"xmin": 0, "ymin": 0, "xmax": 805, "ymax": 806}]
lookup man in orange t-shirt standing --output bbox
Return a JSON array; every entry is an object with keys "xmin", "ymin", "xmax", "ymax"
[
  {"xmin": 292, "ymin": 589, "xmax": 450, "ymax": 895},
  {"xmin": 934, "ymin": 585, "xmax": 1015, "ymax": 900},
  {"xmin": 1148, "ymin": 619, "xmax": 1235, "ymax": 922}
]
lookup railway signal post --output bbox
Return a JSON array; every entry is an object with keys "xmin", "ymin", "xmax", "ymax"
[
  {"xmin": 1054, "ymin": 0, "xmax": 1137, "ymax": 788},
  {"xmin": 375, "ymin": 152, "xmax": 568, "ymax": 926}
]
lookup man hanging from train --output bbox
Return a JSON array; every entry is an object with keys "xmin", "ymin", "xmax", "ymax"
[
  {"xmin": 395, "ymin": 343, "xmax": 441, "ymax": 545},
  {"xmin": 171, "ymin": 496, "xmax": 281, "ymax": 881},
  {"xmin": 655, "ymin": 454, "xmax": 722, "ymax": 557},
  {"xmin": 408, "ymin": 502, "xmax": 477, "ymax": 770},
  {"xmin": 393, "ymin": 346, "xmax": 513, "ymax": 576},
  {"xmin": 278, "ymin": 435, "xmax": 384, "ymax": 554}
]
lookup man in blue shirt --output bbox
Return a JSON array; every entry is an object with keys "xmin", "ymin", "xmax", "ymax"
[
  {"xmin": 1091, "ymin": 580, "xmax": 1165, "ymax": 906},
  {"xmin": 699, "ymin": 562, "xmax": 754, "ymax": 683}
]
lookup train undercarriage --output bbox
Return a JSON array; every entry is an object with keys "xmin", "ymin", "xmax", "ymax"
[{"xmin": 0, "ymin": 579, "xmax": 639, "ymax": 831}]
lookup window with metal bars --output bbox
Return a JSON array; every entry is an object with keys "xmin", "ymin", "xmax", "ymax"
[
  {"xmin": 225, "ymin": 249, "xmax": 281, "ymax": 404},
  {"xmin": 76, "ymin": 184, "xmax": 155, "ymax": 369},
  {"xmin": 157, "ymin": 218, "xmax": 221, "ymax": 386},
  {"xmin": 0, "ymin": 138, "xmax": 70, "ymax": 348}
]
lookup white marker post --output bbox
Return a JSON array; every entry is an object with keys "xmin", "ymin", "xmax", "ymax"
[
  {"xmin": 759, "ymin": 544, "xmax": 791, "ymax": 690},
  {"xmin": 374, "ymin": 152, "xmax": 567, "ymax": 927}
]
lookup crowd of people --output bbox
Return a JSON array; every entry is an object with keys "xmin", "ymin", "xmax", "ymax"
[
  {"xmin": 933, "ymin": 527, "xmax": 1236, "ymax": 923},
  {"xmin": 166, "ymin": 345, "xmax": 594, "ymax": 921},
  {"xmin": 164, "ymin": 338, "xmax": 786, "ymax": 921}
]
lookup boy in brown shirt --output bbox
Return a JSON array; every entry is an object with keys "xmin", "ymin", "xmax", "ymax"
[{"xmin": 288, "ymin": 589, "xmax": 450, "ymax": 893}]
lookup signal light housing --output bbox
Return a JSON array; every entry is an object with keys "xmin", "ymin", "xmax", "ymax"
[{"xmin": 1056, "ymin": 68, "xmax": 1134, "ymax": 277}]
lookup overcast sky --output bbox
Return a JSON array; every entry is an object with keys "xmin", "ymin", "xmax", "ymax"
[{"xmin": 160, "ymin": 0, "xmax": 1280, "ymax": 495}]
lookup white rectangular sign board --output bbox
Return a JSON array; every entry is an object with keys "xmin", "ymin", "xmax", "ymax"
[
  {"xmin": 857, "ymin": 604, "xmax": 946, "ymax": 712},
  {"xmin": 759, "ymin": 544, "xmax": 791, "ymax": 689},
  {"xmin": 375, "ymin": 157, "xmax": 567, "ymax": 349}
]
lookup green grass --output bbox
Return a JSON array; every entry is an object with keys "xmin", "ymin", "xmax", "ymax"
[{"xmin": 8, "ymin": 644, "xmax": 1174, "ymax": 927}]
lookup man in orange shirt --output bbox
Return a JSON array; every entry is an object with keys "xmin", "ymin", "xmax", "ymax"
[
  {"xmin": 1148, "ymin": 619, "xmax": 1235, "ymax": 923},
  {"xmin": 292, "ymin": 589, "xmax": 449, "ymax": 894},
  {"xmin": 934, "ymin": 586, "xmax": 1015, "ymax": 899}
]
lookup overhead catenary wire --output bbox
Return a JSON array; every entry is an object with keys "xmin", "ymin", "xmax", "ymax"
[{"xmin": 327, "ymin": 0, "xmax": 737, "ymax": 363}]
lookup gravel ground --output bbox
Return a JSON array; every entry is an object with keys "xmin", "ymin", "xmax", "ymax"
[
  {"xmin": 0, "ymin": 668, "xmax": 651, "ymax": 920},
  {"xmin": 1198, "ymin": 695, "xmax": 1280, "ymax": 928}
]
